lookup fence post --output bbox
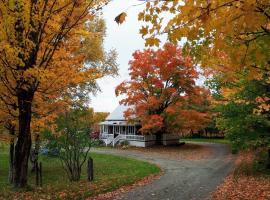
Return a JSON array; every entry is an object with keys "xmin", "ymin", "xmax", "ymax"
[
  {"xmin": 87, "ymin": 157, "xmax": 93, "ymax": 181},
  {"xmin": 39, "ymin": 162, "xmax": 42, "ymax": 187},
  {"xmin": 35, "ymin": 162, "xmax": 39, "ymax": 186}
]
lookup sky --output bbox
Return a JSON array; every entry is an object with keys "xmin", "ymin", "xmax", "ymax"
[
  {"xmin": 90, "ymin": 0, "xmax": 203, "ymax": 113},
  {"xmin": 90, "ymin": 0, "xmax": 148, "ymax": 113}
]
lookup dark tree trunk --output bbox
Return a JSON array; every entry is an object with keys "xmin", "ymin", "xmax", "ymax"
[{"xmin": 13, "ymin": 93, "xmax": 33, "ymax": 188}]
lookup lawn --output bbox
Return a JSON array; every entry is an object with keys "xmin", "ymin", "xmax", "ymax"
[
  {"xmin": 181, "ymin": 138, "xmax": 230, "ymax": 145},
  {"xmin": 0, "ymin": 147, "xmax": 160, "ymax": 200}
]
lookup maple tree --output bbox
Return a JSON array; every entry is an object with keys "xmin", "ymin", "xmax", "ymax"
[
  {"xmin": 0, "ymin": 0, "xmax": 118, "ymax": 188},
  {"xmin": 138, "ymin": 0, "xmax": 269, "ymax": 110},
  {"xmin": 136, "ymin": 0, "xmax": 270, "ymax": 155},
  {"xmin": 116, "ymin": 43, "xmax": 211, "ymax": 138}
]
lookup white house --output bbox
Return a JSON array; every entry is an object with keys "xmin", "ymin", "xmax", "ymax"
[{"xmin": 99, "ymin": 105, "xmax": 180, "ymax": 147}]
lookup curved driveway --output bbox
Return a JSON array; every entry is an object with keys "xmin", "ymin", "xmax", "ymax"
[{"xmin": 92, "ymin": 142, "xmax": 234, "ymax": 200}]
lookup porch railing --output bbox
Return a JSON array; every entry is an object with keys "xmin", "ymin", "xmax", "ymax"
[
  {"xmin": 100, "ymin": 134, "xmax": 114, "ymax": 146},
  {"xmin": 113, "ymin": 134, "xmax": 122, "ymax": 147},
  {"xmin": 100, "ymin": 133, "xmax": 156, "ymax": 146}
]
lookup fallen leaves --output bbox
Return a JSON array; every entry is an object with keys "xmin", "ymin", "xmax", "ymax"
[
  {"xmin": 211, "ymin": 151, "xmax": 270, "ymax": 200},
  {"xmin": 88, "ymin": 172, "xmax": 162, "ymax": 200},
  {"xmin": 115, "ymin": 143, "xmax": 213, "ymax": 160},
  {"xmin": 212, "ymin": 175, "xmax": 270, "ymax": 200}
]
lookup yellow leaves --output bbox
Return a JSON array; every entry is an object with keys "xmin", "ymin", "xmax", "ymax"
[
  {"xmin": 253, "ymin": 96, "xmax": 270, "ymax": 114},
  {"xmin": 145, "ymin": 37, "xmax": 160, "ymax": 47},
  {"xmin": 0, "ymin": 132, "xmax": 15, "ymax": 143},
  {"xmin": 0, "ymin": 0, "xmax": 115, "ymax": 136},
  {"xmin": 146, "ymin": 2, "xmax": 151, "ymax": 10},
  {"xmin": 114, "ymin": 12, "xmax": 127, "ymax": 25},
  {"xmin": 138, "ymin": 12, "xmax": 144, "ymax": 21}
]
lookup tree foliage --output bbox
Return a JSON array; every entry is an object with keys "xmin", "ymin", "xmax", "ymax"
[
  {"xmin": 45, "ymin": 108, "xmax": 92, "ymax": 182},
  {"xmin": 138, "ymin": 0, "xmax": 270, "ymax": 151},
  {"xmin": 116, "ymin": 43, "xmax": 211, "ymax": 135},
  {"xmin": 0, "ymin": 0, "xmax": 116, "ymax": 187},
  {"xmin": 210, "ymin": 76, "xmax": 270, "ymax": 152}
]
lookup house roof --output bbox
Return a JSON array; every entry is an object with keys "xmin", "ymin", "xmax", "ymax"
[{"xmin": 106, "ymin": 104, "xmax": 129, "ymax": 121}]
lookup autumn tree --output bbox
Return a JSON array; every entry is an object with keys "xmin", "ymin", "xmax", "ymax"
[
  {"xmin": 116, "ymin": 43, "xmax": 211, "ymax": 140},
  {"xmin": 0, "ymin": 0, "xmax": 117, "ymax": 188},
  {"xmin": 137, "ymin": 0, "xmax": 269, "ymax": 109},
  {"xmin": 135, "ymin": 0, "xmax": 269, "ymax": 153}
]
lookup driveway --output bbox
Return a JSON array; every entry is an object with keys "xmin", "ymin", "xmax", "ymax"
[{"xmin": 92, "ymin": 142, "xmax": 235, "ymax": 200}]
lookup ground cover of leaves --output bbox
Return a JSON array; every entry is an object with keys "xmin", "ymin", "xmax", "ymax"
[
  {"xmin": 212, "ymin": 151, "xmax": 270, "ymax": 200},
  {"xmin": 116, "ymin": 143, "xmax": 213, "ymax": 160}
]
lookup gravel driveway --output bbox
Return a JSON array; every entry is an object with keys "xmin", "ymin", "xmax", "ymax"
[{"xmin": 92, "ymin": 142, "xmax": 235, "ymax": 200}]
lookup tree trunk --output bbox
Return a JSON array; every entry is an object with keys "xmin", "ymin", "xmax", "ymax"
[
  {"xmin": 155, "ymin": 131, "xmax": 162, "ymax": 145},
  {"xmin": 13, "ymin": 93, "xmax": 33, "ymax": 188}
]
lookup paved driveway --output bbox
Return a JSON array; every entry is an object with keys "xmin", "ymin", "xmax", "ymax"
[{"xmin": 92, "ymin": 142, "xmax": 234, "ymax": 200}]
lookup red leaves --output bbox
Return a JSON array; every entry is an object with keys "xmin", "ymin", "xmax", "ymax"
[{"xmin": 116, "ymin": 43, "xmax": 211, "ymax": 134}]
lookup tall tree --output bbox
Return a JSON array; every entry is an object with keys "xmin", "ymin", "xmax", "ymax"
[
  {"xmin": 116, "ymin": 43, "xmax": 211, "ymax": 137},
  {"xmin": 0, "ymin": 0, "xmax": 116, "ymax": 187},
  {"xmin": 135, "ymin": 0, "xmax": 269, "ymax": 153},
  {"xmin": 138, "ymin": 0, "xmax": 269, "ymax": 111}
]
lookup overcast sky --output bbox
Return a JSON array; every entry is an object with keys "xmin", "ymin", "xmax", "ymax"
[
  {"xmin": 90, "ymin": 0, "xmax": 148, "ymax": 113},
  {"xmin": 90, "ymin": 0, "xmax": 199, "ymax": 113}
]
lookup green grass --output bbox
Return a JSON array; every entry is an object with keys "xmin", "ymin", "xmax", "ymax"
[
  {"xmin": 0, "ymin": 147, "xmax": 160, "ymax": 199},
  {"xmin": 181, "ymin": 138, "xmax": 230, "ymax": 145}
]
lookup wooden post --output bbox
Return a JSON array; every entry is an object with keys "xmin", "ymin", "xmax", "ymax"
[
  {"xmin": 87, "ymin": 157, "xmax": 94, "ymax": 181},
  {"xmin": 35, "ymin": 162, "xmax": 39, "ymax": 186},
  {"xmin": 39, "ymin": 162, "xmax": 42, "ymax": 187}
]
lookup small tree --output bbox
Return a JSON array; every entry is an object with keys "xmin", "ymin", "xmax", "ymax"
[{"xmin": 46, "ymin": 108, "xmax": 92, "ymax": 181}]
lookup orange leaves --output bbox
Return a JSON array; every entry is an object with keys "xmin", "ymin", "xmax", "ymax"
[
  {"xmin": 115, "ymin": 12, "xmax": 127, "ymax": 25},
  {"xmin": 0, "ymin": 0, "xmax": 114, "ymax": 135},
  {"xmin": 139, "ymin": 26, "xmax": 149, "ymax": 37},
  {"xmin": 140, "ymin": 115, "xmax": 164, "ymax": 134},
  {"xmin": 212, "ymin": 151, "xmax": 270, "ymax": 200},
  {"xmin": 116, "ymin": 43, "xmax": 210, "ymax": 134},
  {"xmin": 177, "ymin": 110, "xmax": 211, "ymax": 132},
  {"xmin": 145, "ymin": 37, "xmax": 160, "ymax": 47},
  {"xmin": 139, "ymin": 0, "xmax": 270, "ymax": 89}
]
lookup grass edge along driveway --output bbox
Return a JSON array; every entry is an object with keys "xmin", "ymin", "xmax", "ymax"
[{"xmin": 0, "ymin": 150, "xmax": 160, "ymax": 200}]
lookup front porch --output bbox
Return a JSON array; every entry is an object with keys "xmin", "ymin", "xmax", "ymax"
[{"xmin": 99, "ymin": 105, "xmax": 180, "ymax": 147}]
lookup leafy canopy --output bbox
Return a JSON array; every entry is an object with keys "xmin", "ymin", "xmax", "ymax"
[{"xmin": 116, "ymin": 43, "xmax": 211, "ymax": 134}]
